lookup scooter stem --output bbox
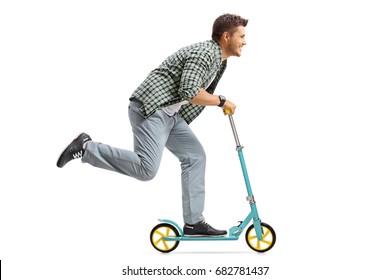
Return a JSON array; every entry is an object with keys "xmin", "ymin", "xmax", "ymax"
[
  {"xmin": 228, "ymin": 115, "xmax": 241, "ymax": 148},
  {"xmin": 227, "ymin": 113, "xmax": 262, "ymax": 238}
]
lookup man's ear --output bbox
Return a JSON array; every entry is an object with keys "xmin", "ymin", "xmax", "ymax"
[{"xmin": 221, "ymin": 31, "xmax": 230, "ymax": 43}]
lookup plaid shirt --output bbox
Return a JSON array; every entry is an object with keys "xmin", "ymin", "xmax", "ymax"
[{"xmin": 130, "ymin": 40, "xmax": 227, "ymax": 124}]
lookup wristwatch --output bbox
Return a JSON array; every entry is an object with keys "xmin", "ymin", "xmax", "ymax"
[{"xmin": 218, "ymin": 95, "xmax": 226, "ymax": 107}]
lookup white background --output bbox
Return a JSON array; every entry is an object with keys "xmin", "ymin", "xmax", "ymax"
[{"xmin": 1, "ymin": 0, "xmax": 389, "ymax": 279}]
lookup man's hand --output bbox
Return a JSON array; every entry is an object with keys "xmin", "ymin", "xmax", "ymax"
[{"xmin": 223, "ymin": 100, "xmax": 236, "ymax": 115}]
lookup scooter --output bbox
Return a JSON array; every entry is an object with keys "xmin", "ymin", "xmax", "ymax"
[{"xmin": 150, "ymin": 111, "xmax": 276, "ymax": 253}]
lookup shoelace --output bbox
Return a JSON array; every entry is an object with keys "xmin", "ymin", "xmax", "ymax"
[
  {"xmin": 199, "ymin": 221, "xmax": 211, "ymax": 228},
  {"xmin": 185, "ymin": 221, "xmax": 209, "ymax": 227}
]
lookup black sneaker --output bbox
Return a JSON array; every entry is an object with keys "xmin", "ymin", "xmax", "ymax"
[
  {"xmin": 56, "ymin": 133, "xmax": 91, "ymax": 168},
  {"xmin": 183, "ymin": 221, "xmax": 227, "ymax": 237}
]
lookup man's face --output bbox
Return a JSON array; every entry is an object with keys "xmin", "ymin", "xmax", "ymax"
[{"xmin": 226, "ymin": 26, "xmax": 246, "ymax": 57}]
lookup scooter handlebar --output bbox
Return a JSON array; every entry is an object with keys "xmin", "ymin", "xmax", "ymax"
[{"xmin": 224, "ymin": 108, "xmax": 232, "ymax": 115}]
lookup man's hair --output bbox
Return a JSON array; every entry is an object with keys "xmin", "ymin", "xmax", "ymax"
[{"xmin": 212, "ymin": 13, "xmax": 248, "ymax": 42}]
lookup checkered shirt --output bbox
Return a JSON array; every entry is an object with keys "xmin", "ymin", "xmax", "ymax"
[{"xmin": 130, "ymin": 40, "xmax": 227, "ymax": 124}]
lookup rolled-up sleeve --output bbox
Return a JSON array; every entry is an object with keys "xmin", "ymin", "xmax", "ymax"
[{"xmin": 178, "ymin": 49, "xmax": 212, "ymax": 100}]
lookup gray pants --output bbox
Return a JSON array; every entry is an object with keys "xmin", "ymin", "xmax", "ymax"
[{"xmin": 82, "ymin": 101, "xmax": 206, "ymax": 224}]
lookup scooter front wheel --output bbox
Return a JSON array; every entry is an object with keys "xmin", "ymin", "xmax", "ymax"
[
  {"xmin": 150, "ymin": 223, "xmax": 180, "ymax": 253},
  {"xmin": 245, "ymin": 223, "xmax": 276, "ymax": 253}
]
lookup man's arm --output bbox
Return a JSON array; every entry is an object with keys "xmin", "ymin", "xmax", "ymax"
[{"xmin": 190, "ymin": 88, "xmax": 236, "ymax": 115}]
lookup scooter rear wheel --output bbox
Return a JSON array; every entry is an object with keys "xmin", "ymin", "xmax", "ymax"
[
  {"xmin": 245, "ymin": 223, "xmax": 276, "ymax": 252},
  {"xmin": 150, "ymin": 223, "xmax": 180, "ymax": 253}
]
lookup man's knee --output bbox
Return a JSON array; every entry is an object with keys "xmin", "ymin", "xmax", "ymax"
[
  {"xmin": 136, "ymin": 165, "xmax": 158, "ymax": 181},
  {"xmin": 182, "ymin": 150, "xmax": 206, "ymax": 167}
]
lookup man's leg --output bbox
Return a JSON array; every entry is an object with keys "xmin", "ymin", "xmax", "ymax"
[
  {"xmin": 166, "ymin": 115, "xmax": 227, "ymax": 236},
  {"xmin": 81, "ymin": 102, "xmax": 174, "ymax": 181},
  {"xmin": 165, "ymin": 115, "xmax": 206, "ymax": 225}
]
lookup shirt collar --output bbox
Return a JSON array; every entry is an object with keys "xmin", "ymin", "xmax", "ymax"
[{"xmin": 209, "ymin": 40, "xmax": 223, "ymax": 65}]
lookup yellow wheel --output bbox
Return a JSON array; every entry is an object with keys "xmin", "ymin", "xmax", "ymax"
[
  {"xmin": 245, "ymin": 223, "xmax": 276, "ymax": 253},
  {"xmin": 150, "ymin": 223, "xmax": 180, "ymax": 253}
]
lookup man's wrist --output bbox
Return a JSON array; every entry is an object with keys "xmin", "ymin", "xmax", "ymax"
[{"xmin": 218, "ymin": 95, "xmax": 226, "ymax": 107}]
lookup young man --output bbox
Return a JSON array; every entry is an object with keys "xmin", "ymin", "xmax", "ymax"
[{"xmin": 57, "ymin": 13, "xmax": 248, "ymax": 236}]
